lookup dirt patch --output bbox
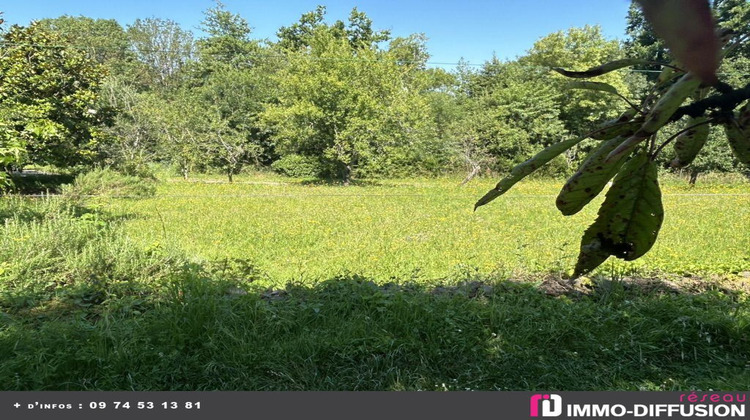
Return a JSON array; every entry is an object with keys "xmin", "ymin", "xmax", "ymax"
[
  {"xmin": 236, "ymin": 274, "xmax": 750, "ymax": 304},
  {"xmin": 533, "ymin": 274, "xmax": 750, "ymax": 298}
]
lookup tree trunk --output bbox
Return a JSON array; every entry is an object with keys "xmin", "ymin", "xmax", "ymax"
[
  {"xmin": 689, "ymin": 169, "xmax": 699, "ymax": 185},
  {"xmin": 227, "ymin": 169, "xmax": 233, "ymax": 183},
  {"xmin": 460, "ymin": 162, "xmax": 481, "ymax": 186},
  {"xmin": 343, "ymin": 164, "xmax": 353, "ymax": 186}
]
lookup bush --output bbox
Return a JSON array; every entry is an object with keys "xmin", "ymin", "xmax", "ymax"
[
  {"xmin": 118, "ymin": 159, "xmax": 158, "ymax": 180},
  {"xmin": 271, "ymin": 154, "xmax": 324, "ymax": 178},
  {"xmin": 60, "ymin": 167, "xmax": 157, "ymax": 202}
]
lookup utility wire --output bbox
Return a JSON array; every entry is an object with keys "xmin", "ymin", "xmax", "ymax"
[{"xmin": 3, "ymin": 41, "xmax": 750, "ymax": 75}]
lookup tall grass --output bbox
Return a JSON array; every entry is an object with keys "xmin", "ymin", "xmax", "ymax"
[{"xmin": 0, "ymin": 174, "xmax": 748, "ymax": 391}]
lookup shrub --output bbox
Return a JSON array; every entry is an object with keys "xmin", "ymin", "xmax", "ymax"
[
  {"xmin": 271, "ymin": 154, "xmax": 323, "ymax": 178},
  {"xmin": 60, "ymin": 167, "xmax": 156, "ymax": 202}
]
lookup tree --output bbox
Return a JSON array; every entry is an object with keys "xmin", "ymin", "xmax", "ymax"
[
  {"xmin": 203, "ymin": 109, "xmax": 253, "ymax": 183},
  {"xmin": 277, "ymin": 6, "xmax": 337, "ymax": 51},
  {"xmin": 0, "ymin": 23, "xmax": 110, "ymax": 169},
  {"xmin": 521, "ymin": 25, "xmax": 630, "ymax": 135},
  {"xmin": 182, "ymin": 2, "xmax": 278, "ymax": 180},
  {"xmin": 97, "ymin": 76, "xmax": 159, "ymax": 175},
  {"xmin": 262, "ymin": 20, "xmax": 435, "ymax": 182},
  {"xmin": 37, "ymin": 16, "xmax": 135, "ymax": 78},
  {"xmin": 625, "ymin": 0, "xmax": 750, "ymax": 179},
  {"xmin": 196, "ymin": 0, "xmax": 260, "ymax": 69},
  {"xmin": 345, "ymin": 8, "xmax": 391, "ymax": 49},
  {"xmin": 451, "ymin": 59, "xmax": 569, "ymax": 175},
  {"xmin": 276, "ymin": 6, "xmax": 390, "ymax": 51},
  {"xmin": 151, "ymin": 92, "xmax": 209, "ymax": 179},
  {"xmin": 127, "ymin": 18, "xmax": 194, "ymax": 89}
]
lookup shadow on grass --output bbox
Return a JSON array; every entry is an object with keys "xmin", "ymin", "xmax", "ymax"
[
  {"xmin": 0, "ymin": 196, "xmax": 141, "ymax": 226},
  {"xmin": 1, "ymin": 271, "xmax": 748, "ymax": 391},
  {"xmin": 296, "ymin": 178, "xmax": 390, "ymax": 188},
  {"xmin": 8, "ymin": 172, "xmax": 75, "ymax": 195}
]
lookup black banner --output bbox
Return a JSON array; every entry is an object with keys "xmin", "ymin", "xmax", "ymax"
[{"xmin": 0, "ymin": 391, "xmax": 747, "ymax": 420}]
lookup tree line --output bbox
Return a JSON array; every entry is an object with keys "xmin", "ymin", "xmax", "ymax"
[{"xmin": 0, "ymin": 1, "xmax": 748, "ymax": 184}]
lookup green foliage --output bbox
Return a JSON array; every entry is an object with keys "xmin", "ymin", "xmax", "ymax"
[
  {"xmin": 36, "ymin": 15, "xmax": 136, "ymax": 79},
  {"xmin": 671, "ymin": 116, "xmax": 710, "ymax": 168},
  {"xmin": 60, "ymin": 168, "xmax": 156, "ymax": 203},
  {"xmin": 261, "ymin": 19, "xmax": 436, "ymax": 182},
  {"xmin": 475, "ymin": 135, "xmax": 586, "ymax": 209},
  {"xmin": 477, "ymin": 20, "xmax": 750, "ymax": 275},
  {"xmin": 126, "ymin": 18, "xmax": 194, "ymax": 88},
  {"xmin": 196, "ymin": 1, "xmax": 260, "ymax": 69},
  {"xmin": 689, "ymin": 127, "xmax": 743, "ymax": 173},
  {"xmin": 556, "ymin": 134, "xmax": 632, "ymax": 216},
  {"xmin": 276, "ymin": 6, "xmax": 390, "ymax": 52},
  {"xmin": 521, "ymin": 25, "xmax": 629, "ymax": 134},
  {"xmin": 0, "ymin": 197, "xmax": 185, "ymax": 313},
  {"xmin": 96, "ymin": 78, "xmax": 162, "ymax": 175},
  {"xmin": 453, "ymin": 60, "xmax": 569, "ymax": 174},
  {"xmin": 271, "ymin": 154, "xmax": 324, "ymax": 178},
  {"xmin": 0, "ymin": 23, "xmax": 110, "ymax": 168},
  {"xmin": 574, "ymin": 150, "xmax": 663, "ymax": 276},
  {"xmin": 4, "ymin": 4, "xmax": 747, "ymax": 183},
  {"xmin": 0, "ymin": 124, "xmax": 26, "ymax": 171},
  {"xmin": 5, "ymin": 172, "xmax": 75, "ymax": 195}
]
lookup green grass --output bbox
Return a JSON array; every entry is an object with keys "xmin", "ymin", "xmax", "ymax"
[
  {"xmin": 0, "ymin": 174, "xmax": 749, "ymax": 390},
  {"xmin": 106, "ymin": 173, "xmax": 750, "ymax": 283}
]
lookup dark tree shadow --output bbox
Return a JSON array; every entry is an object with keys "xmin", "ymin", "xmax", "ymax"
[
  {"xmin": 1, "ymin": 269, "xmax": 747, "ymax": 391},
  {"xmin": 296, "ymin": 178, "xmax": 390, "ymax": 187},
  {"xmin": 8, "ymin": 172, "xmax": 75, "ymax": 195}
]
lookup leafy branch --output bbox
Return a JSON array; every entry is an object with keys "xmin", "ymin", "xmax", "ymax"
[{"xmin": 475, "ymin": 5, "xmax": 750, "ymax": 276}]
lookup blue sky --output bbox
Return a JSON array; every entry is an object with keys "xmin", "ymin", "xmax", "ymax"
[{"xmin": 2, "ymin": 0, "xmax": 633, "ymax": 67}]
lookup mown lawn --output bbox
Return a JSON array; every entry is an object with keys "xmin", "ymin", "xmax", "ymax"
[{"xmin": 1, "ymin": 173, "xmax": 748, "ymax": 390}]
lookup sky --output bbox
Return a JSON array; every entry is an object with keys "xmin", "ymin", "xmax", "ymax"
[{"xmin": 2, "ymin": 0, "xmax": 634, "ymax": 68}]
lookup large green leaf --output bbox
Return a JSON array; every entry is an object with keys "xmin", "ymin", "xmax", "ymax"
[
  {"xmin": 475, "ymin": 136, "xmax": 585, "ymax": 210},
  {"xmin": 556, "ymin": 135, "xmax": 630, "ymax": 216},
  {"xmin": 724, "ymin": 117, "xmax": 750, "ymax": 167},
  {"xmin": 671, "ymin": 116, "xmax": 710, "ymax": 168},
  {"xmin": 567, "ymin": 81, "xmax": 620, "ymax": 95},
  {"xmin": 574, "ymin": 150, "xmax": 664, "ymax": 276},
  {"xmin": 552, "ymin": 58, "xmax": 653, "ymax": 79},
  {"xmin": 589, "ymin": 119, "xmax": 642, "ymax": 141}
]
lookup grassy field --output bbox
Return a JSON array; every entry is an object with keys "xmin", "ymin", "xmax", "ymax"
[
  {"xmin": 107, "ymin": 173, "xmax": 750, "ymax": 284},
  {"xmin": 1, "ymin": 173, "xmax": 749, "ymax": 390}
]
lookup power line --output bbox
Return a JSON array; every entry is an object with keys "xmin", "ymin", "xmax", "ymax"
[
  {"xmin": 0, "ymin": 40, "xmax": 484, "ymax": 67},
  {"xmin": 3, "ymin": 41, "xmax": 750, "ymax": 75}
]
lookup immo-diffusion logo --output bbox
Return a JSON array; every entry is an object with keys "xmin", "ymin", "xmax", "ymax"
[
  {"xmin": 530, "ymin": 394, "xmax": 563, "ymax": 417},
  {"xmin": 528, "ymin": 392, "xmax": 747, "ymax": 418}
]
